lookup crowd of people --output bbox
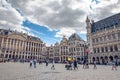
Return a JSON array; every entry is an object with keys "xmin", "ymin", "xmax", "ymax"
[{"xmin": 29, "ymin": 58, "xmax": 118, "ymax": 71}]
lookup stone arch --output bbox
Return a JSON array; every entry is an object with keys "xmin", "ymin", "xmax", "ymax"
[
  {"xmin": 100, "ymin": 56, "xmax": 105, "ymax": 64},
  {"xmin": 109, "ymin": 56, "xmax": 113, "ymax": 61},
  {"xmin": 5, "ymin": 54, "xmax": 8, "ymax": 58},
  {"xmin": 105, "ymin": 56, "xmax": 108, "ymax": 63},
  {"xmin": 25, "ymin": 56, "xmax": 27, "ymax": 59},
  {"xmin": 114, "ymin": 55, "xmax": 118, "ymax": 59},
  {"xmin": 100, "ymin": 56, "xmax": 103, "ymax": 59},
  {"xmin": 96, "ymin": 57, "xmax": 100, "ymax": 63},
  {"xmin": 105, "ymin": 56, "xmax": 108, "ymax": 60},
  {"xmin": 92, "ymin": 57, "xmax": 95, "ymax": 62},
  {"xmin": 9, "ymin": 54, "xmax": 11, "ymax": 58}
]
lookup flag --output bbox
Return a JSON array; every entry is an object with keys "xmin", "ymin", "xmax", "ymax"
[{"xmin": 85, "ymin": 49, "xmax": 89, "ymax": 53}]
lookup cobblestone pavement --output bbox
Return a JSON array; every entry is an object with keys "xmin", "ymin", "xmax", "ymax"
[{"xmin": 0, "ymin": 62, "xmax": 120, "ymax": 80}]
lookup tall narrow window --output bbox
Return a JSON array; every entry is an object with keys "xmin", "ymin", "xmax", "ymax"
[
  {"xmin": 105, "ymin": 47, "xmax": 108, "ymax": 52},
  {"xmin": 114, "ymin": 45, "xmax": 118, "ymax": 51},
  {"xmin": 112, "ymin": 34, "xmax": 116, "ymax": 39},
  {"xmin": 101, "ymin": 47, "xmax": 104, "ymax": 53},
  {"xmin": 97, "ymin": 48, "xmax": 100, "ymax": 53},
  {"xmin": 110, "ymin": 46, "xmax": 113, "ymax": 52},
  {"xmin": 94, "ymin": 48, "xmax": 96, "ymax": 53}
]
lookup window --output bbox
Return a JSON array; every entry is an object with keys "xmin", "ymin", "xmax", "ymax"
[
  {"xmin": 97, "ymin": 48, "xmax": 100, "ymax": 53},
  {"xmin": 105, "ymin": 47, "xmax": 108, "ymax": 52},
  {"xmin": 94, "ymin": 48, "xmax": 96, "ymax": 53},
  {"xmin": 112, "ymin": 34, "xmax": 116, "ymax": 39},
  {"xmin": 11, "ymin": 39, "xmax": 14, "ymax": 45},
  {"xmin": 110, "ymin": 46, "xmax": 113, "ymax": 52},
  {"xmin": 101, "ymin": 47, "xmax": 104, "ymax": 53},
  {"xmin": 114, "ymin": 45, "xmax": 118, "ymax": 51}
]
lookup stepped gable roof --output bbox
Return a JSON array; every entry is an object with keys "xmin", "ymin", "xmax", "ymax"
[
  {"xmin": 69, "ymin": 33, "xmax": 83, "ymax": 41},
  {"xmin": 91, "ymin": 13, "xmax": 120, "ymax": 33}
]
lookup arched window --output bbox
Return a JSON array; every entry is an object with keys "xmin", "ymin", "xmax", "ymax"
[
  {"xmin": 105, "ymin": 46, "xmax": 108, "ymax": 52},
  {"xmin": 97, "ymin": 48, "xmax": 100, "ymax": 53},
  {"xmin": 110, "ymin": 46, "xmax": 113, "ymax": 52},
  {"xmin": 114, "ymin": 45, "xmax": 118, "ymax": 51},
  {"xmin": 94, "ymin": 48, "xmax": 96, "ymax": 53},
  {"xmin": 101, "ymin": 47, "xmax": 104, "ymax": 52}
]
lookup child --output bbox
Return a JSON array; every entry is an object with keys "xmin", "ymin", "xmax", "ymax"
[
  {"xmin": 51, "ymin": 63, "xmax": 55, "ymax": 70},
  {"xmin": 30, "ymin": 60, "xmax": 33, "ymax": 67}
]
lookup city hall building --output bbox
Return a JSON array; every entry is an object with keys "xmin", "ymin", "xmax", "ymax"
[
  {"xmin": 86, "ymin": 13, "xmax": 120, "ymax": 64},
  {"xmin": 0, "ymin": 29, "xmax": 43, "ymax": 62}
]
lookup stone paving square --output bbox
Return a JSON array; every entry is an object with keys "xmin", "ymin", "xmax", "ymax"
[{"xmin": 0, "ymin": 62, "xmax": 120, "ymax": 80}]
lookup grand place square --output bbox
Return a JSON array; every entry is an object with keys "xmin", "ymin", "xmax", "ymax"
[
  {"xmin": 0, "ymin": 0, "xmax": 120, "ymax": 80},
  {"xmin": 0, "ymin": 62, "xmax": 120, "ymax": 80}
]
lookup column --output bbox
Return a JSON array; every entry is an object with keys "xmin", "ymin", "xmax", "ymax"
[{"xmin": 118, "ymin": 44, "xmax": 120, "ymax": 51}]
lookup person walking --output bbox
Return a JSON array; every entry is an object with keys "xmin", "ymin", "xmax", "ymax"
[
  {"xmin": 83, "ymin": 60, "xmax": 86, "ymax": 69},
  {"xmin": 51, "ymin": 61, "xmax": 55, "ymax": 70},
  {"xmin": 73, "ymin": 60, "xmax": 78, "ymax": 70},
  {"xmin": 33, "ymin": 59, "xmax": 37, "ymax": 68},
  {"xmin": 93, "ymin": 61, "xmax": 97, "ymax": 69},
  {"xmin": 45, "ymin": 60, "xmax": 48, "ymax": 67},
  {"xmin": 30, "ymin": 59, "xmax": 33, "ymax": 68},
  {"xmin": 112, "ymin": 60, "xmax": 117, "ymax": 70}
]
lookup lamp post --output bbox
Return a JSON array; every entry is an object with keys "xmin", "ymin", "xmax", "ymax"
[{"xmin": 85, "ymin": 47, "xmax": 89, "ymax": 63}]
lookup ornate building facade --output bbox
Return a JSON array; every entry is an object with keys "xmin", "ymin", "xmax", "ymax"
[
  {"xmin": 54, "ymin": 42, "xmax": 60, "ymax": 62},
  {"xmin": 46, "ymin": 33, "xmax": 87, "ymax": 63},
  {"xmin": 0, "ymin": 29, "xmax": 43, "ymax": 62},
  {"xmin": 59, "ymin": 36, "xmax": 69, "ymax": 63},
  {"xmin": 86, "ymin": 13, "xmax": 120, "ymax": 64},
  {"xmin": 68, "ymin": 33, "xmax": 87, "ymax": 62}
]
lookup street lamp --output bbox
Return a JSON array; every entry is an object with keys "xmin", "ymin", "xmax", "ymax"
[{"xmin": 85, "ymin": 47, "xmax": 89, "ymax": 63}]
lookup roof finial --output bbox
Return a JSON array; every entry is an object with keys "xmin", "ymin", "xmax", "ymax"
[{"xmin": 86, "ymin": 16, "xmax": 90, "ymax": 22}]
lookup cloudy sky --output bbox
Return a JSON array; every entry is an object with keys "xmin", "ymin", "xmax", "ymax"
[{"xmin": 0, "ymin": 0, "xmax": 120, "ymax": 46}]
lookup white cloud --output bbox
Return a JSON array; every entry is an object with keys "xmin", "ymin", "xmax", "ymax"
[
  {"xmin": 0, "ymin": 0, "xmax": 31, "ymax": 34},
  {"xmin": 55, "ymin": 28, "xmax": 76, "ymax": 38},
  {"xmin": 0, "ymin": 0, "xmax": 120, "ymax": 39},
  {"xmin": 89, "ymin": 0, "xmax": 120, "ymax": 21}
]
